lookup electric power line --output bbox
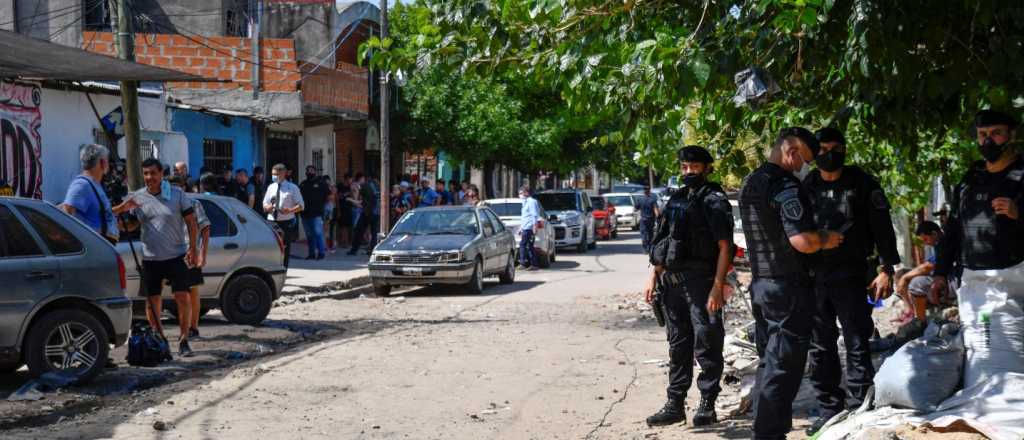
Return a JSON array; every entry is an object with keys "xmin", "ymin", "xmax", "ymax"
[{"xmin": 0, "ymin": 2, "xmax": 82, "ymax": 27}]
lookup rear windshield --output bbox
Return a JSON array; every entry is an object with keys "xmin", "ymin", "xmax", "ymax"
[
  {"xmin": 590, "ymin": 197, "xmax": 606, "ymax": 209},
  {"xmin": 392, "ymin": 209, "xmax": 480, "ymax": 236},
  {"xmin": 536, "ymin": 193, "xmax": 577, "ymax": 211},
  {"xmin": 486, "ymin": 202, "xmax": 522, "ymax": 217},
  {"xmin": 605, "ymin": 195, "xmax": 634, "ymax": 207}
]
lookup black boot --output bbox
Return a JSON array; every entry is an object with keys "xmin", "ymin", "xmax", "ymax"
[
  {"xmin": 692, "ymin": 395, "xmax": 718, "ymax": 427},
  {"xmin": 646, "ymin": 398, "xmax": 686, "ymax": 427},
  {"xmin": 805, "ymin": 412, "xmax": 836, "ymax": 436}
]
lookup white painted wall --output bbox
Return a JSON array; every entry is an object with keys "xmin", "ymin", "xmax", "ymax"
[
  {"xmin": 303, "ymin": 123, "xmax": 335, "ymax": 179},
  {"xmin": 38, "ymin": 87, "xmax": 168, "ymax": 203}
]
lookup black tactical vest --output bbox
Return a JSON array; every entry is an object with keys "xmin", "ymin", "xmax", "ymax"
[
  {"xmin": 956, "ymin": 159, "xmax": 1024, "ymax": 270},
  {"xmin": 657, "ymin": 183, "xmax": 722, "ymax": 271},
  {"xmin": 805, "ymin": 166, "xmax": 873, "ymax": 267},
  {"xmin": 740, "ymin": 164, "xmax": 808, "ymax": 278}
]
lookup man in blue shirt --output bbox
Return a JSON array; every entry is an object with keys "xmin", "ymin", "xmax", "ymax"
[
  {"xmin": 418, "ymin": 179, "xmax": 440, "ymax": 207},
  {"xmin": 61, "ymin": 144, "xmax": 119, "ymax": 243},
  {"xmin": 897, "ymin": 221, "xmax": 945, "ymax": 321},
  {"xmin": 519, "ymin": 186, "xmax": 542, "ymax": 270}
]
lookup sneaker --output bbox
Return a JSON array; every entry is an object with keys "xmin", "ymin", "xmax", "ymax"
[
  {"xmin": 189, "ymin": 327, "xmax": 200, "ymax": 339},
  {"xmin": 646, "ymin": 399, "xmax": 686, "ymax": 427},
  {"xmin": 179, "ymin": 339, "xmax": 194, "ymax": 358},
  {"xmin": 525, "ymin": 266, "xmax": 538, "ymax": 271},
  {"xmin": 692, "ymin": 395, "xmax": 718, "ymax": 427},
  {"xmin": 805, "ymin": 412, "xmax": 836, "ymax": 436}
]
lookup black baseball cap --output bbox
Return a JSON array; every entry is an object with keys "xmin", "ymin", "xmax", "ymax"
[
  {"xmin": 974, "ymin": 109, "xmax": 1017, "ymax": 129},
  {"xmin": 814, "ymin": 127, "xmax": 846, "ymax": 146},
  {"xmin": 779, "ymin": 127, "xmax": 821, "ymax": 156},
  {"xmin": 677, "ymin": 145, "xmax": 714, "ymax": 164}
]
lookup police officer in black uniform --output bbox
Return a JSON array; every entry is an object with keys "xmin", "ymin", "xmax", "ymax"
[
  {"xmin": 802, "ymin": 127, "xmax": 901, "ymax": 436},
  {"xmin": 739, "ymin": 127, "xmax": 844, "ymax": 440},
  {"xmin": 636, "ymin": 186, "xmax": 660, "ymax": 253},
  {"xmin": 643, "ymin": 146, "xmax": 734, "ymax": 427},
  {"xmin": 933, "ymin": 110, "xmax": 1024, "ymax": 301}
]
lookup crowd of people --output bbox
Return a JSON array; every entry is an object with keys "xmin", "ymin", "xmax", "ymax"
[{"xmin": 642, "ymin": 109, "xmax": 1023, "ymax": 440}]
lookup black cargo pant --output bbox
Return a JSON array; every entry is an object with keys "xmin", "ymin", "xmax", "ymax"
[
  {"xmin": 750, "ymin": 276, "xmax": 814, "ymax": 440},
  {"xmin": 808, "ymin": 274, "xmax": 875, "ymax": 415},
  {"xmin": 662, "ymin": 270, "xmax": 725, "ymax": 402},
  {"xmin": 640, "ymin": 219, "xmax": 656, "ymax": 253}
]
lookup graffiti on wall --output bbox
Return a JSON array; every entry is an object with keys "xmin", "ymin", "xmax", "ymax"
[{"xmin": 0, "ymin": 81, "xmax": 43, "ymax": 199}]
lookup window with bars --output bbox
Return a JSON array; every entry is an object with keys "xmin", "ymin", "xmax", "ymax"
[
  {"xmin": 311, "ymin": 149, "xmax": 324, "ymax": 175},
  {"xmin": 203, "ymin": 139, "xmax": 233, "ymax": 173},
  {"xmin": 140, "ymin": 139, "xmax": 159, "ymax": 161}
]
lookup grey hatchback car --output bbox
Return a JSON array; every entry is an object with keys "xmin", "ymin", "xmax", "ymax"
[
  {"xmin": 369, "ymin": 206, "xmax": 517, "ymax": 296},
  {"xmin": 117, "ymin": 194, "xmax": 287, "ymax": 325},
  {"xmin": 0, "ymin": 197, "xmax": 131, "ymax": 383}
]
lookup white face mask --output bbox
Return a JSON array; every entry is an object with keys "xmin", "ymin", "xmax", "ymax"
[
  {"xmin": 272, "ymin": 175, "xmax": 280, "ymax": 183},
  {"xmin": 793, "ymin": 161, "xmax": 812, "ymax": 181}
]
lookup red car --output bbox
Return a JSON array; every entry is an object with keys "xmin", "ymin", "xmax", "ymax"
[{"xmin": 590, "ymin": 196, "xmax": 618, "ymax": 240}]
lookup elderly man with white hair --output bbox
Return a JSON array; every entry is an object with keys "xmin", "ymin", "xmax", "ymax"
[
  {"xmin": 61, "ymin": 144, "xmax": 119, "ymax": 243},
  {"xmin": 173, "ymin": 161, "xmax": 196, "ymax": 193}
]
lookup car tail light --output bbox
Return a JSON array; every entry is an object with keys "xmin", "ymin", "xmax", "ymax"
[{"xmin": 117, "ymin": 254, "xmax": 127, "ymax": 291}]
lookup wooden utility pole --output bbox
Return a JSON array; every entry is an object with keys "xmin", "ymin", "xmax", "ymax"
[
  {"xmin": 250, "ymin": 0, "xmax": 261, "ymax": 99},
  {"xmin": 110, "ymin": 0, "xmax": 142, "ymax": 189},
  {"xmin": 378, "ymin": 0, "xmax": 391, "ymax": 234}
]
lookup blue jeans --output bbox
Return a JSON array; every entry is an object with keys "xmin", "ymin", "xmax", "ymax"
[
  {"xmin": 302, "ymin": 216, "xmax": 326, "ymax": 258},
  {"xmin": 519, "ymin": 229, "xmax": 538, "ymax": 267}
]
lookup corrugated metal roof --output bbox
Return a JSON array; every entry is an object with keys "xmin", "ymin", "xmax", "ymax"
[{"xmin": 0, "ymin": 29, "xmax": 204, "ymax": 82}]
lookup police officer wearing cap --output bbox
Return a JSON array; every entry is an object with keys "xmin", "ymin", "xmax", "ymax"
[
  {"xmin": 802, "ymin": 127, "xmax": 901, "ymax": 436},
  {"xmin": 643, "ymin": 145, "xmax": 734, "ymax": 427},
  {"xmin": 932, "ymin": 110, "xmax": 1024, "ymax": 301},
  {"xmin": 739, "ymin": 127, "xmax": 843, "ymax": 440}
]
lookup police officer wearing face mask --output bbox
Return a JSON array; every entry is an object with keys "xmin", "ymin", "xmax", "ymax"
[
  {"xmin": 802, "ymin": 127, "xmax": 901, "ymax": 436},
  {"xmin": 932, "ymin": 110, "xmax": 1024, "ymax": 301},
  {"xmin": 739, "ymin": 127, "xmax": 844, "ymax": 440},
  {"xmin": 643, "ymin": 146, "xmax": 734, "ymax": 428}
]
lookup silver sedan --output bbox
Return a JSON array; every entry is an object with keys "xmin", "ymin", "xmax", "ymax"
[{"xmin": 369, "ymin": 206, "xmax": 517, "ymax": 296}]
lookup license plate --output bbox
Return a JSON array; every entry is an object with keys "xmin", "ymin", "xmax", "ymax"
[{"xmin": 403, "ymin": 267, "xmax": 423, "ymax": 275}]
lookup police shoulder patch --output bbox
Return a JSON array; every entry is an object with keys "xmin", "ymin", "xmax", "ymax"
[
  {"xmin": 782, "ymin": 198, "xmax": 804, "ymax": 221},
  {"xmin": 871, "ymin": 189, "xmax": 890, "ymax": 210}
]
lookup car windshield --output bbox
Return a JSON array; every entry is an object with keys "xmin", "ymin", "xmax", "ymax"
[
  {"xmin": 392, "ymin": 209, "xmax": 480, "ymax": 236},
  {"xmin": 605, "ymin": 195, "xmax": 634, "ymax": 207},
  {"xmin": 536, "ymin": 193, "xmax": 578, "ymax": 211},
  {"xmin": 486, "ymin": 202, "xmax": 522, "ymax": 217},
  {"xmin": 590, "ymin": 197, "xmax": 606, "ymax": 210}
]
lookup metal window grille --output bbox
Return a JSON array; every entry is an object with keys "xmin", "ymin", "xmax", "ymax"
[
  {"xmin": 312, "ymin": 149, "xmax": 324, "ymax": 175},
  {"xmin": 203, "ymin": 139, "xmax": 233, "ymax": 173},
  {"xmin": 140, "ymin": 139, "xmax": 159, "ymax": 161}
]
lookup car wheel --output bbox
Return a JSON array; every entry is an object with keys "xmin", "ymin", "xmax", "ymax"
[
  {"xmin": 577, "ymin": 232, "xmax": 588, "ymax": 253},
  {"xmin": 537, "ymin": 250, "xmax": 551, "ymax": 268},
  {"xmin": 499, "ymin": 253, "xmax": 516, "ymax": 284},
  {"xmin": 221, "ymin": 274, "xmax": 273, "ymax": 326},
  {"xmin": 631, "ymin": 224, "xmax": 639, "ymax": 231},
  {"xmin": 465, "ymin": 259, "xmax": 485, "ymax": 295},
  {"xmin": 24, "ymin": 309, "xmax": 109, "ymax": 384},
  {"xmin": 373, "ymin": 283, "xmax": 392, "ymax": 297},
  {"xmin": 612, "ymin": 227, "xmax": 618, "ymax": 238},
  {"xmin": 550, "ymin": 245, "xmax": 556, "ymax": 262}
]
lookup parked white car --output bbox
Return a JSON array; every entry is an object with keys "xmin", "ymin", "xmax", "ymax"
[
  {"xmin": 482, "ymin": 198, "xmax": 557, "ymax": 267},
  {"xmin": 603, "ymin": 193, "xmax": 640, "ymax": 230}
]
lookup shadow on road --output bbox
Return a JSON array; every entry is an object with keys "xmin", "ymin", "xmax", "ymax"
[{"xmin": 395, "ymin": 280, "xmax": 545, "ymax": 298}]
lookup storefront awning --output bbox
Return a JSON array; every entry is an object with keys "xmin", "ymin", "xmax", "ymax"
[{"xmin": 0, "ymin": 30, "xmax": 204, "ymax": 82}]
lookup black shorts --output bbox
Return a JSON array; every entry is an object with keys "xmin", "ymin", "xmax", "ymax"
[
  {"xmin": 141, "ymin": 255, "xmax": 191, "ymax": 296},
  {"xmin": 188, "ymin": 267, "xmax": 204, "ymax": 287}
]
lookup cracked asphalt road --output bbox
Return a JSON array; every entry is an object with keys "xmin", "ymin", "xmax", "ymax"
[{"xmin": 3, "ymin": 231, "xmax": 814, "ymax": 440}]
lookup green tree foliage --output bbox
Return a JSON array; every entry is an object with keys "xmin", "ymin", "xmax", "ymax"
[{"xmin": 366, "ymin": 0, "xmax": 1024, "ymax": 210}]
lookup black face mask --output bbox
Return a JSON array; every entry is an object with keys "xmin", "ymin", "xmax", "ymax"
[
  {"xmin": 306, "ymin": 173, "xmax": 317, "ymax": 180},
  {"xmin": 815, "ymin": 150, "xmax": 846, "ymax": 172},
  {"xmin": 681, "ymin": 173, "xmax": 705, "ymax": 187},
  {"xmin": 980, "ymin": 137, "xmax": 1006, "ymax": 163}
]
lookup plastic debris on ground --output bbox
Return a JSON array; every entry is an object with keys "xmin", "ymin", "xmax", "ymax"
[{"xmin": 6, "ymin": 371, "xmax": 80, "ymax": 401}]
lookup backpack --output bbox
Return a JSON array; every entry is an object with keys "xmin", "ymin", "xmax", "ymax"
[{"xmin": 126, "ymin": 322, "xmax": 173, "ymax": 367}]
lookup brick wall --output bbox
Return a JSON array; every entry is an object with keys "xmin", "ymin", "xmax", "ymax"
[
  {"xmin": 335, "ymin": 125, "xmax": 366, "ymax": 178},
  {"xmin": 302, "ymin": 62, "xmax": 369, "ymax": 115},
  {"xmin": 83, "ymin": 31, "xmax": 300, "ymax": 92}
]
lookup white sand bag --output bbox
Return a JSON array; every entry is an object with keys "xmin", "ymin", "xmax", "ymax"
[{"xmin": 956, "ymin": 261, "xmax": 1024, "ymax": 389}]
